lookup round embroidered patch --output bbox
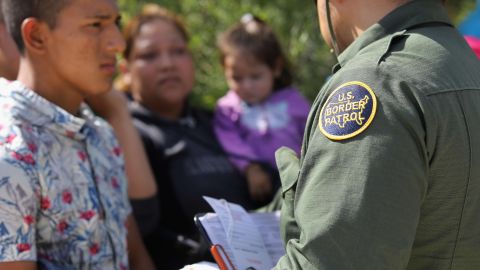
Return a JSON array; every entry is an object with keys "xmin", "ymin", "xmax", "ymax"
[{"xmin": 319, "ymin": 81, "xmax": 377, "ymax": 140}]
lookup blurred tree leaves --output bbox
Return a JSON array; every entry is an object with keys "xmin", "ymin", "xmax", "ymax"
[{"xmin": 118, "ymin": 0, "xmax": 477, "ymax": 108}]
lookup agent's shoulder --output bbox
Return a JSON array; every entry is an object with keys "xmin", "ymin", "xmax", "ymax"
[{"xmin": 343, "ymin": 32, "xmax": 480, "ymax": 95}]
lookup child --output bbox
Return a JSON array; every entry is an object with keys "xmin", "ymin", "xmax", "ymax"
[
  {"xmin": 214, "ymin": 14, "xmax": 310, "ymax": 203},
  {"xmin": 0, "ymin": 0, "xmax": 154, "ymax": 268}
]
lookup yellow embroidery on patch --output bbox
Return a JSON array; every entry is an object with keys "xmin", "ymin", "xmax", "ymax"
[{"xmin": 318, "ymin": 81, "xmax": 377, "ymax": 140}]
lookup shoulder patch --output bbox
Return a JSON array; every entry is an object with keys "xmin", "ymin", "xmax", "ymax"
[{"xmin": 319, "ymin": 81, "xmax": 377, "ymax": 140}]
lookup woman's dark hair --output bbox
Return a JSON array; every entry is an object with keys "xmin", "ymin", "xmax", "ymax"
[
  {"xmin": 122, "ymin": 4, "xmax": 189, "ymax": 60},
  {"xmin": 217, "ymin": 14, "xmax": 293, "ymax": 90}
]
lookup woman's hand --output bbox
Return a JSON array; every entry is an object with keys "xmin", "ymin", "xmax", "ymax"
[{"xmin": 245, "ymin": 163, "xmax": 273, "ymax": 203}]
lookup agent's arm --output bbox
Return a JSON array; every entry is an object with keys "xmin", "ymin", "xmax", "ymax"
[{"xmin": 274, "ymin": 75, "xmax": 429, "ymax": 269}]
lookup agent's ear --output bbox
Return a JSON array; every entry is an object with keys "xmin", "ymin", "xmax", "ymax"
[{"xmin": 21, "ymin": 18, "xmax": 49, "ymax": 55}]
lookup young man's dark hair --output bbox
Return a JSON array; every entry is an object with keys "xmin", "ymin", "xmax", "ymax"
[{"xmin": 2, "ymin": 0, "xmax": 71, "ymax": 52}]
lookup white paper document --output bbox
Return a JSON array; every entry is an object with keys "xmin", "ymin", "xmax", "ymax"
[
  {"xmin": 180, "ymin": 261, "xmax": 220, "ymax": 270},
  {"xmin": 197, "ymin": 196, "xmax": 284, "ymax": 270}
]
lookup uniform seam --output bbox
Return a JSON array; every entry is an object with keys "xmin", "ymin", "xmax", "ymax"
[
  {"xmin": 449, "ymin": 92, "xmax": 473, "ymax": 270},
  {"xmin": 426, "ymin": 88, "xmax": 480, "ymax": 97},
  {"xmin": 376, "ymin": 30, "xmax": 408, "ymax": 65},
  {"xmin": 421, "ymin": 94, "xmax": 437, "ymax": 201}
]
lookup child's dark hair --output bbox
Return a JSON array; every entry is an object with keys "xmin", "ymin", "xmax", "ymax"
[
  {"xmin": 1, "ymin": 0, "xmax": 72, "ymax": 53},
  {"xmin": 217, "ymin": 14, "xmax": 293, "ymax": 91}
]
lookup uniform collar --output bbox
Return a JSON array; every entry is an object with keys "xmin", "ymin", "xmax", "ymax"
[
  {"xmin": 1, "ymin": 79, "xmax": 91, "ymax": 140},
  {"xmin": 335, "ymin": 0, "xmax": 452, "ymax": 72}
]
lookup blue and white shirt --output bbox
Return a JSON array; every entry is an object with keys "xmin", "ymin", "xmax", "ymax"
[{"xmin": 0, "ymin": 79, "xmax": 131, "ymax": 269}]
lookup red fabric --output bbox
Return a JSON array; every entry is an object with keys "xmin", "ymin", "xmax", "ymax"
[{"xmin": 465, "ymin": 35, "xmax": 480, "ymax": 59}]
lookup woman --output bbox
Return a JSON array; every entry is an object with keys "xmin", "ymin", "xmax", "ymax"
[{"xmin": 118, "ymin": 4, "xmax": 255, "ymax": 269}]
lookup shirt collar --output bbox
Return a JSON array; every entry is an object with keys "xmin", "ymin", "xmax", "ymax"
[
  {"xmin": 129, "ymin": 101, "xmax": 195, "ymax": 127},
  {"xmin": 5, "ymin": 80, "xmax": 90, "ymax": 140},
  {"xmin": 336, "ymin": 0, "xmax": 452, "ymax": 71}
]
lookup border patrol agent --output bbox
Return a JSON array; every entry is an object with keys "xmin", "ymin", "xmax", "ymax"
[{"xmin": 273, "ymin": 0, "xmax": 480, "ymax": 269}]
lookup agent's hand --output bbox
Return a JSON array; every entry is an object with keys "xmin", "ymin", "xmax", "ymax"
[{"xmin": 245, "ymin": 163, "xmax": 272, "ymax": 203}]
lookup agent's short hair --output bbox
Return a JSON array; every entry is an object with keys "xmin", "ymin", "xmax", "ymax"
[{"xmin": 1, "ymin": 0, "xmax": 71, "ymax": 52}]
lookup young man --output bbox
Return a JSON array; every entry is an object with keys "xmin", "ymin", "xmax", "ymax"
[
  {"xmin": 274, "ymin": 0, "xmax": 480, "ymax": 269},
  {"xmin": 0, "ymin": 0, "xmax": 154, "ymax": 269}
]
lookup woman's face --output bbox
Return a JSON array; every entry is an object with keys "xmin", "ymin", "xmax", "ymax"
[{"xmin": 128, "ymin": 19, "xmax": 195, "ymax": 113}]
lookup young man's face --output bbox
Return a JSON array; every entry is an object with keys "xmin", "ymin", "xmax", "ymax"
[{"xmin": 44, "ymin": 0, "xmax": 125, "ymax": 98}]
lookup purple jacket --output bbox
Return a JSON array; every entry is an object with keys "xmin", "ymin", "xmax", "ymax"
[{"xmin": 214, "ymin": 86, "xmax": 311, "ymax": 172}]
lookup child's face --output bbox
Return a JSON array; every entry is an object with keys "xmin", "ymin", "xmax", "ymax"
[
  {"xmin": 128, "ymin": 19, "xmax": 194, "ymax": 110},
  {"xmin": 224, "ymin": 52, "xmax": 278, "ymax": 104},
  {"xmin": 42, "ymin": 0, "xmax": 125, "ymax": 97}
]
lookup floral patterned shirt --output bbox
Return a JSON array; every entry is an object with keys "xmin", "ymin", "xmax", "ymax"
[{"xmin": 0, "ymin": 79, "xmax": 131, "ymax": 269}]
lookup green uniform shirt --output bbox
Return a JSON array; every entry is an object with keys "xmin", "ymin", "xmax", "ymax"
[{"xmin": 274, "ymin": 1, "xmax": 480, "ymax": 269}]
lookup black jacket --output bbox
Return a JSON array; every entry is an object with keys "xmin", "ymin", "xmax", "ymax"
[{"xmin": 129, "ymin": 102, "xmax": 255, "ymax": 270}]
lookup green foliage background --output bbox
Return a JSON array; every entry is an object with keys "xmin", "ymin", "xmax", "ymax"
[{"xmin": 118, "ymin": 0, "xmax": 477, "ymax": 108}]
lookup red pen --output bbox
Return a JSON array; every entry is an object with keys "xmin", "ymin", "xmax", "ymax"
[{"xmin": 211, "ymin": 244, "xmax": 236, "ymax": 270}]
